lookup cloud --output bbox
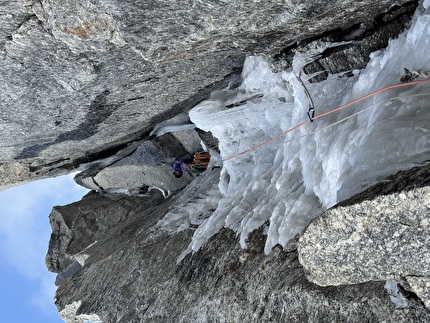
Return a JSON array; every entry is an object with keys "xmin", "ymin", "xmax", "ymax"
[
  {"xmin": 29, "ymin": 272, "xmax": 58, "ymax": 313},
  {"xmin": 0, "ymin": 173, "xmax": 89, "ymax": 319},
  {"xmin": 0, "ymin": 174, "xmax": 88, "ymax": 268}
]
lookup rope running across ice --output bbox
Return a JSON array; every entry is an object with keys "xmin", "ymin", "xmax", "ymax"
[{"xmin": 222, "ymin": 78, "xmax": 430, "ymax": 162}]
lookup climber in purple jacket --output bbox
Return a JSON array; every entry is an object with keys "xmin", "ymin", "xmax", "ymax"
[{"xmin": 171, "ymin": 154, "xmax": 192, "ymax": 178}]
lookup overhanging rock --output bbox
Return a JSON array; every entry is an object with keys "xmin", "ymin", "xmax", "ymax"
[{"xmin": 0, "ymin": 0, "xmax": 416, "ymax": 189}]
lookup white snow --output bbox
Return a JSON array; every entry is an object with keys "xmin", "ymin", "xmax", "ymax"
[
  {"xmin": 149, "ymin": 112, "xmax": 196, "ymax": 137},
  {"xmin": 59, "ymin": 300, "xmax": 102, "ymax": 323},
  {"xmin": 160, "ymin": 3, "xmax": 430, "ymax": 257},
  {"xmin": 384, "ymin": 279, "xmax": 409, "ymax": 308}
]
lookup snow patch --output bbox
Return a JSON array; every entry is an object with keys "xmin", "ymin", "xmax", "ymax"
[
  {"xmin": 384, "ymin": 279, "xmax": 409, "ymax": 308},
  {"xmin": 59, "ymin": 300, "xmax": 102, "ymax": 323},
  {"xmin": 150, "ymin": 112, "xmax": 195, "ymax": 137}
]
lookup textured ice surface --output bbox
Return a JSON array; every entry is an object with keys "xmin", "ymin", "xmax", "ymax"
[{"xmin": 160, "ymin": 4, "xmax": 430, "ymax": 256}]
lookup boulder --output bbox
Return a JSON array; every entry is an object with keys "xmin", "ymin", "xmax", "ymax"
[
  {"xmin": 298, "ymin": 172, "xmax": 430, "ymax": 307},
  {"xmin": 75, "ymin": 133, "xmax": 201, "ymax": 194}
]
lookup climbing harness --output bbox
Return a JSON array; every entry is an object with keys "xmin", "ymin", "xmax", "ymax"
[
  {"xmin": 190, "ymin": 151, "xmax": 211, "ymax": 170},
  {"xmin": 221, "ymin": 77, "xmax": 430, "ymax": 162}
]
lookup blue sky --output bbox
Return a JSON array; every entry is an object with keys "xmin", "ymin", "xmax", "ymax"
[{"xmin": 0, "ymin": 173, "xmax": 89, "ymax": 323}]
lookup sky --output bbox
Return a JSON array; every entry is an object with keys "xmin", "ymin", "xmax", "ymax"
[{"xmin": 0, "ymin": 173, "xmax": 89, "ymax": 323}]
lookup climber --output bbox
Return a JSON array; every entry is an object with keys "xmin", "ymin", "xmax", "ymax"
[
  {"xmin": 172, "ymin": 151, "xmax": 211, "ymax": 178},
  {"xmin": 400, "ymin": 67, "xmax": 430, "ymax": 83},
  {"xmin": 171, "ymin": 153, "xmax": 192, "ymax": 178}
]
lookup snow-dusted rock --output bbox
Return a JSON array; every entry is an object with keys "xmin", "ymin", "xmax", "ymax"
[{"xmin": 59, "ymin": 300, "xmax": 101, "ymax": 323}]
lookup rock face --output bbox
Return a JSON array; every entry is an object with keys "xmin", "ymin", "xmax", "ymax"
[
  {"xmin": 298, "ymin": 163, "xmax": 430, "ymax": 308},
  {"xmin": 46, "ymin": 164, "xmax": 430, "ymax": 322},
  {"xmin": 46, "ymin": 191, "xmax": 156, "ymax": 275},
  {"xmin": 50, "ymin": 193, "xmax": 430, "ymax": 322},
  {"xmin": 0, "ymin": 0, "xmax": 416, "ymax": 190},
  {"xmin": 299, "ymin": 188, "xmax": 430, "ymax": 287},
  {"xmin": 4, "ymin": 0, "xmax": 430, "ymax": 322}
]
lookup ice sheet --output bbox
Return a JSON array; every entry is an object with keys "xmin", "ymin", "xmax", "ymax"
[{"xmin": 161, "ymin": 4, "xmax": 430, "ymax": 257}]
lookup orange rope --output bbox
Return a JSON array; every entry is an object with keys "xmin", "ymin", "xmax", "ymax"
[
  {"xmin": 314, "ymin": 78, "xmax": 430, "ymax": 120},
  {"xmin": 222, "ymin": 120, "xmax": 309, "ymax": 161},
  {"xmin": 222, "ymin": 78, "xmax": 430, "ymax": 162}
]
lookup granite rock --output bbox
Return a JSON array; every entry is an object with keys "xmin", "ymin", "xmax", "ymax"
[
  {"xmin": 407, "ymin": 277, "xmax": 430, "ymax": 308},
  {"xmin": 46, "ymin": 163, "xmax": 430, "ymax": 322},
  {"xmin": 45, "ymin": 190, "xmax": 162, "ymax": 274},
  {"xmin": 0, "ymin": 0, "xmax": 415, "ymax": 190},
  {"xmin": 52, "ymin": 196, "xmax": 430, "ymax": 323},
  {"xmin": 75, "ymin": 132, "xmax": 201, "ymax": 194},
  {"xmin": 298, "ymin": 173, "xmax": 430, "ymax": 306},
  {"xmin": 2, "ymin": 0, "xmax": 427, "ymax": 321}
]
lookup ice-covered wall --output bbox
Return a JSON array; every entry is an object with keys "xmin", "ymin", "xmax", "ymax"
[
  {"xmin": 171, "ymin": 3, "xmax": 430, "ymax": 255},
  {"xmin": 2, "ymin": 0, "xmax": 408, "ymax": 191}
]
